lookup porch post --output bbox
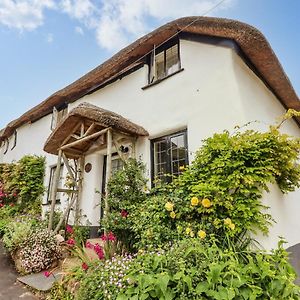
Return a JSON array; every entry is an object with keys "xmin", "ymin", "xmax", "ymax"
[
  {"xmin": 75, "ymin": 156, "xmax": 85, "ymax": 225},
  {"xmin": 104, "ymin": 129, "xmax": 112, "ymax": 217},
  {"xmin": 48, "ymin": 149, "xmax": 63, "ymax": 231}
]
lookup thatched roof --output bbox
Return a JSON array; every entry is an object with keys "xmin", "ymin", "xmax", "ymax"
[
  {"xmin": 1, "ymin": 16, "xmax": 299, "ymax": 142},
  {"xmin": 44, "ymin": 102, "xmax": 148, "ymax": 157}
]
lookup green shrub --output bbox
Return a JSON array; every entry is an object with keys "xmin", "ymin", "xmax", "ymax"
[
  {"xmin": 2, "ymin": 219, "xmax": 33, "ymax": 252},
  {"xmin": 102, "ymin": 158, "xmax": 147, "ymax": 251},
  {"xmin": 119, "ymin": 239, "xmax": 300, "ymax": 300}
]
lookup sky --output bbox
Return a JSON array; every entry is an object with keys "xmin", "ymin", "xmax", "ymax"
[{"xmin": 0, "ymin": 0, "xmax": 299, "ymax": 128}]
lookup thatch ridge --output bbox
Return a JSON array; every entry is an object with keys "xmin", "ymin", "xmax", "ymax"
[{"xmin": 1, "ymin": 16, "xmax": 299, "ymax": 141}]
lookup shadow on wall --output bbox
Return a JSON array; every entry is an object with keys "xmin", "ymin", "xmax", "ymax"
[{"xmin": 287, "ymin": 243, "xmax": 300, "ymax": 285}]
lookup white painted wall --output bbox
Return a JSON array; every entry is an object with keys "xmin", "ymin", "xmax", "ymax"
[{"xmin": 1, "ymin": 38, "xmax": 300, "ymax": 250}]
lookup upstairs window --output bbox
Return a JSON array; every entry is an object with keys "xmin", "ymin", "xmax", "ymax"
[
  {"xmin": 151, "ymin": 130, "xmax": 188, "ymax": 185},
  {"xmin": 51, "ymin": 104, "xmax": 68, "ymax": 130},
  {"xmin": 148, "ymin": 39, "xmax": 181, "ymax": 84}
]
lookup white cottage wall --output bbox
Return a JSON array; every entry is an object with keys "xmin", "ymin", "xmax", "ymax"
[{"xmin": 1, "ymin": 38, "xmax": 300, "ymax": 249}]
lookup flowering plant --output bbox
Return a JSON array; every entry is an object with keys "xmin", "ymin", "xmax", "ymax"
[{"xmin": 18, "ymin": 228, "xmax": 61, "ymax": 274}]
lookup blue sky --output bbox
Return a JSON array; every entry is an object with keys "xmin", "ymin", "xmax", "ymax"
[{"xmin": 0, "ymin": 0, "xmax": 299, "ymax": 128}]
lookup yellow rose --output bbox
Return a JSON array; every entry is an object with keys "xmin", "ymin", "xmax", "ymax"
[
  {"xmin": 179, "ymin": 165, "xmax": 185, "ymax": 171},
  {"xmin": 202, "ymin": 198, "xmax": 212, "ymax": 208},
  {"xmin": 224, "ymin": 218, "xmax": 232, "ymax": 226},
  {"xmin": 186, "ymin": 227, "xmax": 191, "ymax": 235},
  {"xmin": 170, "ymin": 211, "xmax": 176, "ymax": 219},
  {"xmin": 197, "ymin": 230, "xmax": 206, "ymax": 239},
  {"xmin": 190, "ymin": 231, "xmax": 195, "ymax": 238},
  {"xmin": 165, "ymin": 202, "xmax": 174, "ymax": 211},
  {"xmin": 191, "ymin": 197, "xmax": 199, "ymax": 206},
  {"xmin": 229, "ymin": 223, "xmax": 235, "ymax": 230}
]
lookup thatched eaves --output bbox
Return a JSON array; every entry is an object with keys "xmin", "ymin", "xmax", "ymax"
[
  {"xmin": 43, "ymin": 102, "xmax": 148, "ymax": 156},
  {"xmin": 1, "ymin": 16, "xmax": 299, "ymax": 141}
]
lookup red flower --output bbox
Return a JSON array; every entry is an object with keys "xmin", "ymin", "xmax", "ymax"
[
  {"xmin": 94, "ymin": 243, "xmax": 104, "ymax": 259},
  {"xmin": 44, "ymin": 271, "xmax": 51, "ymax": 278},
  {"xmin": 66, "ymin": 225, "xmax": 74, "ymax": 234},
  {"xmin": 13, "ymin": 193, "xmax": 17, "ymax": 197},
  {"xmin": 82, "ymin": 262, "xmax": 89, "ymax": 271},
  {"xmin": 108, "ymin": 231, "xmax": 116, "ymax": 241},
  {"xmin": 0, "ymin": 203, "xmax": 3, "ymax": 208},
  {"xmin": 100, "ymin": 234, "xmax": 108, "ymax": 242},
  {"xmin": 120, "ymin": 209, "xmax": 129, "ymax": 218},
  {"xmin": 85, "ymin": 241, "xmax": 93, "ymax": 249},
  {"xmin": 67, "ymin": 238, "xmax": 75, "ymax": 246}
]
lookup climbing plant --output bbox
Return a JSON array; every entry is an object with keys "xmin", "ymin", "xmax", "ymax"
[{"xmin": 0, "ymin": 155, "xmax": 45, "ymax": 207}]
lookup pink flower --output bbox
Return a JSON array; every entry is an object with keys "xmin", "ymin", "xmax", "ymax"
[
  {"xmin": 108, "ymin": 232, "xmax": 116, "ymax": 241},
  {"xmin": 82, "ymin": 262, "xmax": 89, "ymax": 271},
  {"xmin": 44, "ymin": 271, "xmax": 51, "ymax": 278},
  {"xmin": 94, "ymin": 243, "xmax": 104, "ymax": 260},
  {"xmin": 67, "ymin": 238, "xmax": 75, "ymax": 246},
  {"xmin": 85, "ymin": 241, "xmax": 93, "ymax": 249},
  {"xmin": 66, "ymin": 225, "xmax": 74, "ymax": 234},
  {"xmin": 120, "ymin": 209, "xmax": 129, "ymax": 218},
  {"xmin": 100, "ymin": 234, "xmax": 108, "ymax": 242},
  {"xmin": 100, "ymin": 232, "xmax": 117, "ymax": 242},
  {"xmin": 13, "ymin": 193, "xmax": 17, "ymax": 197}
]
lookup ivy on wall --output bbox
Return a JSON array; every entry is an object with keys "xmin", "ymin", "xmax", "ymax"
[{"xmin": 0, "ymin": 155, "xmax": 45, "ymax": 206}]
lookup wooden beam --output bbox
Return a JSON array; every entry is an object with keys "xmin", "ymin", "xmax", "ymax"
[
  {"xmin": 54, "ymin": 193, "xmax": 77, "ymax": 234},
  {"xmin": 62, "ymin": 152, "xmax": 76, "ymax": 182},
  {"xmin": 80, "ymin": 121, "xmax": 85, "ymax": 137},
  {"xmin": 57, "ymin": 188, "xmax": 78, "ymax": 193},
  {"xmin": 104, "ymin": 129, "xmax": 112, "ymax": 218},
  {"xmin": 61, "ymin": 122, "xmax": 82, "ymax": 146},
  {"xmin": 83, "ymin": 122, "xmax": 96, "ymax": 137},
  {"xmin": 48, "ymin": 150, "xmax": 63, "ymax": 231},
  {"xmin": 75, "ymin": 156, "xmax": 85, "ymax": 225},
  {"xmin": 60, "ymin": 127, "xmax": 110, "ymax": 151}
]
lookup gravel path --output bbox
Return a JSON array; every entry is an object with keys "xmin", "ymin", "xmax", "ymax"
[{"xmin": 0, "ymin": 242, "xmax": 37, "ymax": 300}]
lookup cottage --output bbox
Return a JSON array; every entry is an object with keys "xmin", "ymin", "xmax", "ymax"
[{"xmin": 0, "ymin": 17, "xmax": 299, "ymax": 257}]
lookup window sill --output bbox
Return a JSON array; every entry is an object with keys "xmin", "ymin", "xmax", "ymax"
[{"xmin": 142, "ymin": 68, "xmax": 184, "ymax": 90}]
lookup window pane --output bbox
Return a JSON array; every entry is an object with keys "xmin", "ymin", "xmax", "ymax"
[
  {"xmin": 170, "ymin": 134, "xmax": 187, "ymax": 176},
  {"xmin": 166, "ymin": 44, "xmax": 179, "ymax": 76},
  {"xmin": 112, "ymin": 158, "xmax": 124, "ymax": 174},
  {"xmin": 154, "ymin": 139, "xmax": 168, "ymax": 183},
  {"xmin": 155, "ymin": 52, "xmax": 165, "ymax": 80}
]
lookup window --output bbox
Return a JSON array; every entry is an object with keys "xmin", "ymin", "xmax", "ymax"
[
  {"xmin": 102, "ymin": 153, "xmax": 124, "ymax": 194},
  {"xmin": 51, "ymin": 105, "xmax": 68, "ymax": 130},
  {"xmin": 11, "ymin": 131, "xmax": 17, "ymax": 150},
  {"xmin": 46, "ymin": 164, "xmax": 64, "ymax": 204},
  {"xmin": 151, "ymin": 130, "xmax": 188, "ymax": 185},
  {"xmin": 3, "ymin": 139, "xmax": 9, "ymax": 155},
  {"xmin": 149, "ymin": 39, "xmax": 181, "ymax": 84}
]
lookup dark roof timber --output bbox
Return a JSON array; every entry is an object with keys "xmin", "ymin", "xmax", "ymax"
[{"xmin": 1, "ymin": 16, "xmax": 299, "ymax": 141}]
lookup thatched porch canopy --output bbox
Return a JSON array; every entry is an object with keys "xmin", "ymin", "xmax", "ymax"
[{"xmin": 44, "ymin": 102, "xmax": 148, "ymax": 158}]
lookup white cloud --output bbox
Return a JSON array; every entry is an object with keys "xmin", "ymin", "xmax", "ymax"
[
  {"xmin": 0, "ymin": 0, "xmax": 236, "ymax": 51},
  {"xmin": 92, "ymin": 0, "xmax": 235, "ymax": 51},
  {"xmin": 75, "ymin": 25, "xmax": 84, "ymax": 35},
  {"xmin": 46, "ymin": 32, "xmax": 53, "ymax": 43},
  {"xmin": 0, "ymin": 0, "xmax": 55, "ymax": 31},
  {"xmin": 60, "ymin": 0, "xmax": 95, "ymax": 21}
]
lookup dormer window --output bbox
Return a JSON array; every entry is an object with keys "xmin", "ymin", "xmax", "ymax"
[
  {"xmin": 51, "ymin": 104, "xmax": 68, "ymax": 130},
  {"xmin": 148, "ymin": 39, "xmax": 181, "ymax": 84}
]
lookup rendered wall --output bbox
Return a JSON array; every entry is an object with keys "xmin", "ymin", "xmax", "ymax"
[{"xmin": 1, "ymin": 38, "xmax": 299, "ymax": 251}]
